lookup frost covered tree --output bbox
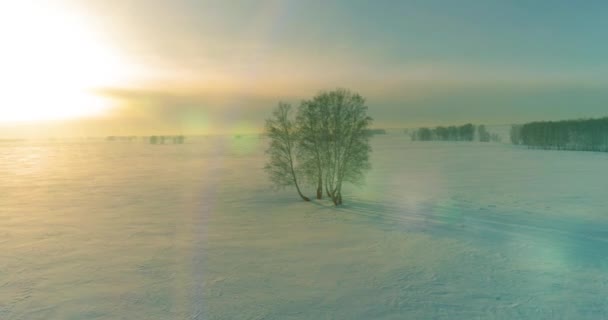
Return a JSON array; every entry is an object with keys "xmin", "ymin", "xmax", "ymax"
[
  {"xmin": 264, "ymin": 103, "xmax": 310, "ymax": 201},
  {"xmin": 477, "ymin": 125, "xmax": 491, "ymax": 142},
  {"xmin": 296, "ymin": 99, "xmax": 326, "ymax": 199},
  {"xmin": 410, "ymin": 123, "xmax": 474, "ymax": 141},
  {"xmin": 510, "ymin": 124, "xmax": 523, "ymax": 145},
  {"xmin": 515, "ymin": 117, "xmax": 608, "ymax": 152},
  {"xmin": 265, "ymin": 89, "xmax": 373, "ymax": 205},
  {"xmin": 459, "ymin": 124, "xmax": 475, "ymax": 141},
  {"xmin": 314, "ymin": 89, "xmax": 372, "ymax": 206}
]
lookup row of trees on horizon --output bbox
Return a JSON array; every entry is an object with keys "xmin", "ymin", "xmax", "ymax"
[
  {"xmin": 510, "ymin": 117, "xmax": 608, "ymax": 152},
  {"xmin": 105, "ymin": 135, "xmax": 186, "ymax": 144},
  {"xmin": 409, "ymin": 124, "xmax": 501, "ymax": 142},
  {"xmin": 265, "ymin": 89, "xmax": 372, "ymax": 206},
  {"xmin": 150, "ymin": 135, "xmax": 186, "ymax": 145}
]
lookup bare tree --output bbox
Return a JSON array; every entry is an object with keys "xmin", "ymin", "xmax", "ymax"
[
  {"xmin": 510, "ymin": 124, "xmax": 523, "ymax": 145},
  {"xmin": 296, "ymin": 98, "xmax": 325, "ymax": 199},
  {"xmin": 264, "ymin": 89, "xmax": 373, "ymax": 205},
  {"xmin": 264, "ymin": 103, "xmax": 310, "ymax": 201},
  {"xmin": 477, "ymin": 125, "xmax": 490, "ymax": 142},
  {"xmin": 317, "ymin": 89, "xmax": 372, "ymax": 206}
]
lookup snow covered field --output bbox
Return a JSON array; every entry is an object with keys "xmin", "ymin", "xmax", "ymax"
[{"xmin": 1, "ymin": 135, "xmax": 608, "ymax": 319}]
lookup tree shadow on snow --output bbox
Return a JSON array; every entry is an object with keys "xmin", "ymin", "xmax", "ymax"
[
  {"xmin": 308, "ymin": 197, "xmax": 433, "ymax": 233},
  {"xmin": 328, "ymin": 198, "xmax": 608, "ymax": 269}
]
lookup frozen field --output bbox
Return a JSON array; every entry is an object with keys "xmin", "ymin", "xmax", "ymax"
[{"xmin": 1, "ymin": 135, "xmax": 608, "ymax": 319}]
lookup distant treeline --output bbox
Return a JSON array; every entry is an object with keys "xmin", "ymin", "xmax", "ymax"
[
  {"xmin": 106, "ymin": 136, "xmax": 137, "ymax": 142},
  {"xmin": 365, "ymin": 129, "xmax": 387, "ymax": 135},
  {"xmin": 409, "ymin": 124, "xmax": 500, "ymax": 142},
  {"xmin": 106, "ymin": 135, "xmax": 186, "ymax": 144},
  {"xmin": 150, "ymin": 135, "xmax": 186, "ymax": 144},
  {"xmin": 510, "ymin": 117, "xmax": 608, "ymax": 152}
]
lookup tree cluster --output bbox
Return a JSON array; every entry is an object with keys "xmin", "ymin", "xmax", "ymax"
[
  {"xmin": 106, "ymin": 136, "xmax": 137, "ymax": 142},
  {"xmin": 409, "ymin": 124, "xmax": 475, "ymax": 141},
  {"xmin": 265, "ymin": 89, "xmax": 373, "ymax": 206},
  {"xmin": 477, "ymin": 125, "xmax": 501, "ymax": 142},
  {"xmin": 510, "ymin": 117, "xmax": 608, "ymax": 152},
  {"xmin": 149, "ymin": 135, "xmax": 186, "ymax": 144},
  {"xmin": 409, "ymin": 124, "xmax": 500, "ymax": 142}
]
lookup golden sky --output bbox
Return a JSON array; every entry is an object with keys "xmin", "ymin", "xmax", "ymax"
[{"xmin": 1, "ymin": 1, "xmax": 607, "ymax": 137}]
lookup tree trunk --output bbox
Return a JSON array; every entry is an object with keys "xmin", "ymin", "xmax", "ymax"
[
  {"xmin": 316, "ymin": 175, "xmax": 323, "ymax": 199},
  {"xmin": 289, "ymin": 158, "xmax": 309, "ymax": 202},
  {"xmin": 329, "ymin": 187, "xmax": 341, "ymax": 206},
  {"xmin": 331, "ymin": 192, "xmax": 342, "ymax": 206},
  {"xmin": 295, "ymin": 183, "xmax": 310, "ymax": 202}
]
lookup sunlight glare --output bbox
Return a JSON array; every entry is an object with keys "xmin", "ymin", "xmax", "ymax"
[{"xmin": 0, "ymin": 2, "xmax": 133, "ymax": 122}]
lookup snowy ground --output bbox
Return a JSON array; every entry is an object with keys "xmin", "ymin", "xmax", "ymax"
[{"xmin": 1, "ymin": 135, "xmax": 608, "ymax": 319}]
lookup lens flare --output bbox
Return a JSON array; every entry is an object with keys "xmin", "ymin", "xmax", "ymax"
[{"xmin": 0, "ymin": 2, "xmax": 133, "ymax": 122}]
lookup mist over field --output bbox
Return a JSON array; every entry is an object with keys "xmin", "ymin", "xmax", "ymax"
[
  {"xmin": 2, "ymin": 1, "xmax": 608, "ymax": 319},
  {"xmin": 2, "ymin": 134, "xmax": 608, "ymax": 319}
]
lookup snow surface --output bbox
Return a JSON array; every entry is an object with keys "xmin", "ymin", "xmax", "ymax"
[{"xmin": 1, "ymin": 135, "xmax": 608, "ymax": 319}]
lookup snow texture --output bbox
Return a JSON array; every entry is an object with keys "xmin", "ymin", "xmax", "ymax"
[{"xmin": 1, "ymin": 135, "xmax": 608, "ymax": 319}]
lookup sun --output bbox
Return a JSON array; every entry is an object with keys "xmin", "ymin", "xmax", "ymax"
[{"xmin": 0, "ymin": 2, "xmax": 133, "ymax": 123}]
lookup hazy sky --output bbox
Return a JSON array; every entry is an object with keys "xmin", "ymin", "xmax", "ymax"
[{"xmin": 1, "ymin": 0, "xmax": 608, "ymax": 136}]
